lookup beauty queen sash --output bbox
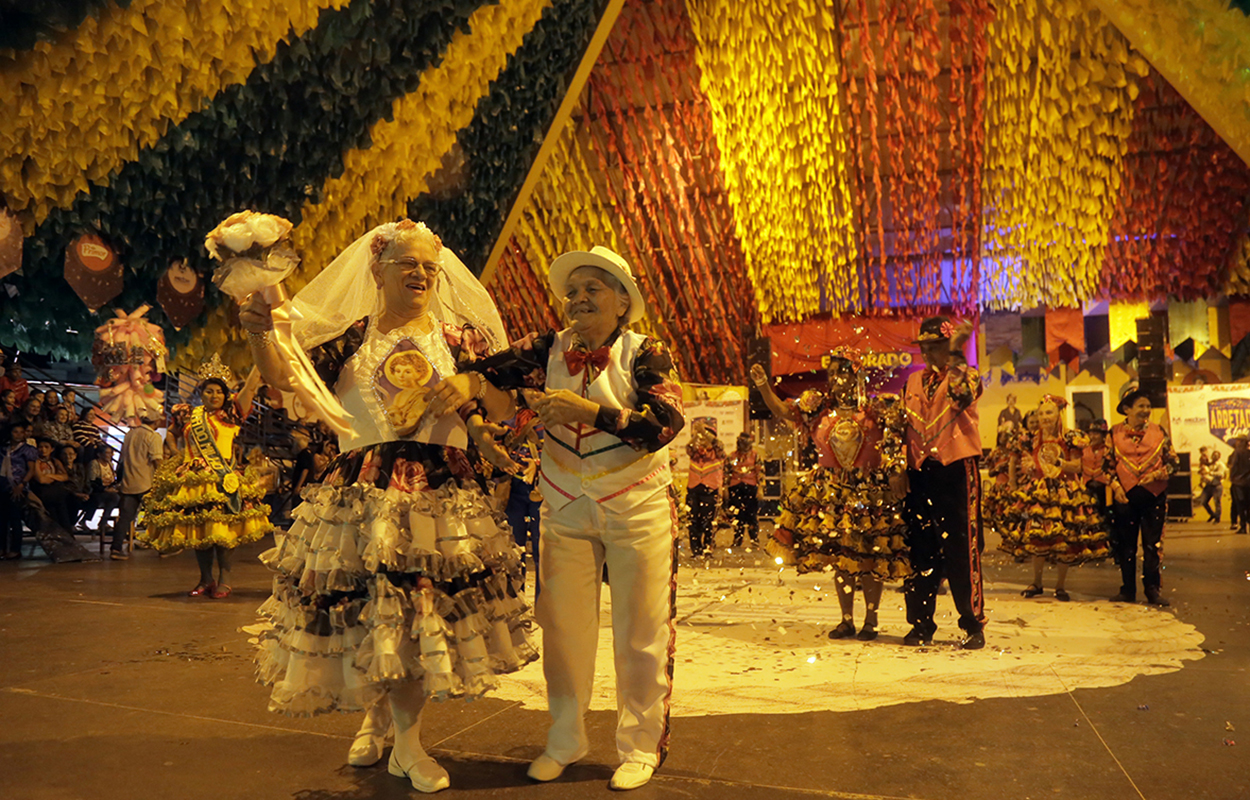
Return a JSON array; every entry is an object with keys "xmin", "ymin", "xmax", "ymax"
[{"xmin": 190, "ymin": 407, "xmax": 242, "ymax": 513}]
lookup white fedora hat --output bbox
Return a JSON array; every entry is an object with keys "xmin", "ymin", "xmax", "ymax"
[{"xmin": 548, "ymin": 245, "xmax": 646, "ymax": 325}]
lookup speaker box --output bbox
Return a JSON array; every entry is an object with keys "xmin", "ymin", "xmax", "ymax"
[
  {"xmin": 1167, "ymin": 474, "xmax": 1191, "ymax": 495},
  {"xmin": 1140, "ymin": 380, "xmax": 1168, "ymax": 410},
  {"xmin": 1167, "ymin": 495, "xmax": 1192, "ymax": 518}
]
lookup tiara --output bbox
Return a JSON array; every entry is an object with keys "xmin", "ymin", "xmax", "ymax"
[{"xmin": 197, "ymin": 353, "xmax": 234, "ymax": 385}]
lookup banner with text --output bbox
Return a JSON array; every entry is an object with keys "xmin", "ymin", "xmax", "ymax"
[{"xmin": 1167, "ymin": 383, "xmax": 1250, "ymax": 486}]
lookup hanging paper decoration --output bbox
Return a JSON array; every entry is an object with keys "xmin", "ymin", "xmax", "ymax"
[
  {"xmin": 156, "ymin": 260, "xmax": 205, "ymax": 330},
  {"xmin": 580, "ymin": 0, "xmax": 756, "ymax": 381},
  {"xmin": 287, "ymin": 0, "xmax": 552, "ymax": 289},
  {"xmin": 91, "ymin": 305, "xmax": 166, "ymax": 426},
  {"xmin": 0, "ymin": 0, "xmax": 351, "ymax": 227},
  {"xmin": 1230, "ymin": 207, "xmax": 1250, "ymax": 297},
  {"xmin": 64, "ymin": 233, "xmax": 122, "ymax": 311},
  {"xmin": 984, "ymin": 312, "xmax": 1025, "ymax": 359},
  {"xmin": 1090, "ymin": 0, "xmax": 1250, "ymax": 169},
  {"xmin": 489, "ymin": 238, "xmax": 561, "ymax": 340},
  {"xmin": 981, "ymin": 0, "xmax": 1143, "ymax": 308},
  {"xmin": 838, "ymin": 0, "xmax": 990, "ymax": 314},
  {"xmin": 492, "ymin": 0, "xmax": 756, "ymax": 383},
  {"xmin": 1169, "ymin": 301, "xmax": 1212, "ymax": 353},
  {"xmin": 1108, "ymin": 301, "xmax": 1149, "ymax": 350},
  {"xmin": 1101, "ymin": 73, "xmax": 1250, "ymax": 300},
  {"xmin": 0, "ymin": 208, "xmax": 21, "ymax": 281},
  {"xmin": 686, "ymin": 0, "xmax": 860, "ymax": 322},
  {"xmin": 178, "ymin": 0, "xmax": 570, "ymax": 369},
  {"xmin": 1229, "ymin": 298, "xmax": 1250, "ymax": 349}
]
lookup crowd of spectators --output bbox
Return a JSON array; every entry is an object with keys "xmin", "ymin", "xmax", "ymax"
[{"xmin": 0, "ymin": 357, "xmax": 350, "ymax": 560}]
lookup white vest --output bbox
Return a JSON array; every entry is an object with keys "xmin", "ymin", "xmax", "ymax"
[{"xmin": 540, "ymin": 329, "xmax": 672, "ymax": 513}]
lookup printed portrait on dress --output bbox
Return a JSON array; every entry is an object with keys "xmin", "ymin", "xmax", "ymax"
[{"xmin": 375, "ymin": 342, "xmax": 436, "ymax": 438}]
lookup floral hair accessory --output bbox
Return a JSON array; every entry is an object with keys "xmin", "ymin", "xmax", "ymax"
[
  {"xmin": 370, "ymin": 219, "xmax": 442, "ymax": 259},
  {"xmin": 1039, "ymin": 393, "xmax": 1068, "ymax": 410},
  {"xmin": 914, "ymin": 315, "xmax": 953, "ymax": 343},
  {"xmin": 822, "ymin": 345, "xmax": 862, "ymax": 369}
]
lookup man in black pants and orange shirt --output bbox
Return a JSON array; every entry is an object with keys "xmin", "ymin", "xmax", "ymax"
[{"xmin": 901, "ymin": 316, "xmax": 986, "ymax": 650}]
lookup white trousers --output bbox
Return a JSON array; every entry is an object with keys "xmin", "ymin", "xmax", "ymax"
[{"xmin": 537, "ymin": 490, "xmax": 677, "ymax": 768}]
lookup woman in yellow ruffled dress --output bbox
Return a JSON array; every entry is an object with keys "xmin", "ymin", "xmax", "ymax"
[
  {"xmin": 139, "ymin": 367, "xmax": 271, "ymax": 598},
  {"xmin": 1003, "ymin": 396, "xmax": 1109, "ymax": 601}
]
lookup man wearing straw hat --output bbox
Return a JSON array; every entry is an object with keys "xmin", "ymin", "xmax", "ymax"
[
  {"xmin": 476, "ymin": 246, "xmax": 685, "ymax": 791},
  {"xmin": 1106, "ymin": 388, "xmax": 1178, "ymax": 605},
  {"xmin": 900, "ymin": 316, "xmax": 986, "ymax": 650}
]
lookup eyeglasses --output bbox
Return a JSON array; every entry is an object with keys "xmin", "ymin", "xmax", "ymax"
[{"xmin": 383, "ymin": 258, "xmax": 441, "ymax": 277}]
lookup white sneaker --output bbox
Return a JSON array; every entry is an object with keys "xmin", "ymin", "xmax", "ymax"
[{"xmin": 609, "ymin": 762, "xmax": 655, "ymax": 791}]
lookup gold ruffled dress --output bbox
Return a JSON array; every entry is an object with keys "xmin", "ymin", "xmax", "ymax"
[{"xmin": 138, "ymin": 405, "xmax": 272, "ymax": 552}]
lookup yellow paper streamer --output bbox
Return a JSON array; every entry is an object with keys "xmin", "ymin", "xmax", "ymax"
[
  {"xmin": 287, "ymin": 0, "xmax": 553, "ymax": 289},
  {"xmin": 981, "ymin": 0, "xmax": 1144, "ymax": 309},
  {"xmin": 175, "ymin": 0, "xmax": 553, "ymax": 374},
  {"xmin": 502, "ymin": 119, "xmax": 662, "ymax": 342},
  {"xmin": 684, "ymin": 0, "xmax": 859, "ymax": 323},
  {"xmin": 0, "ymin": 0, "xmax": 350, "ymax": 227},
  {"xmin": 1090, "ymin": 0, "xmax": 1250, "ymax": 169}
]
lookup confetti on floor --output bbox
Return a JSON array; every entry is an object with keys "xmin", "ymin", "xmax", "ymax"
[{"xmin": 492, "ymin": 561, "xmax": 1205, "ymax": 717}]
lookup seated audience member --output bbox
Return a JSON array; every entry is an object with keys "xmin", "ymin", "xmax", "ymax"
[{"xmin": 84, "ymin": 444, "xmax": 121, "ymax": 533}]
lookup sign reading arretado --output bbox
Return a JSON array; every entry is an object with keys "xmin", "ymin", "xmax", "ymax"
[{"xmin": 1207, "ymin": 397, "xmax": 1250, "ymax": 442}]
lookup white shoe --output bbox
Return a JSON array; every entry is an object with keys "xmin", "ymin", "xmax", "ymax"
[
  {"xmin": 609, "ymin": 762, "xmax": 655, "ymax": 790},
  {"xmin": 388, "ymin": 748, "xmax": 450, "ymax": 793},
  {"xmin": 347, "ymin": 731, "xmax": 386, "ymax": 767},
  {"xmin": 527, "ymin": 750, "xmax": 584, "ymax": 782}
]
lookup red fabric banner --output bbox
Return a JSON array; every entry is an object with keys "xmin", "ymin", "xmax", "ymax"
[
  {"xmin": 765, "ymin": 315, "xmax": 927, "ymax": 376},
  {"xmin": 1045, "ymin": 307, "xmax": 1086, "ymax": 370}
]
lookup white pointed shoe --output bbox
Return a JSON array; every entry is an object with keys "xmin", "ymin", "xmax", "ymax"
[
  {"xmin": 609, "ymin": 762, "xmax": 655, "ymax": 791},
  {"xmin": 388, "ymin": 749, "xmax": 450, "ymax": 793}
]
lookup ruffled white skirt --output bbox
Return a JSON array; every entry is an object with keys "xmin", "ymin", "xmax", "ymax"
[{"xmin": 250, "ymin": 476, "xmax": 537, "ymax": 717}]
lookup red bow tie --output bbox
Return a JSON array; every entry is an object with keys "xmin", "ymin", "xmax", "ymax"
[{"xmin": 566, "ymin": 346, "xmax": 610, "ymax": 376}]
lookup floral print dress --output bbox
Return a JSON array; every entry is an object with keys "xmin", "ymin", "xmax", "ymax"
[{"xmin": 251, "ymin": 317, "xmax": 536, "ymax": 716}]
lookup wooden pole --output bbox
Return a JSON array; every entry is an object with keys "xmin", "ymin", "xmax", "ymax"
[{"xmin": 479, "ymin": 0, "xmax": 626, "ymax": 287}]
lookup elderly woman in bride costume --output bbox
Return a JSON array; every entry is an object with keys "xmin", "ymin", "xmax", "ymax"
[
  {"xmin": 238, "ymin": 219, "xmax": 534, "ymax": 794},
  {"xmin": 474, "ymin": 245, "xmax": 686, "ymax": 791}
]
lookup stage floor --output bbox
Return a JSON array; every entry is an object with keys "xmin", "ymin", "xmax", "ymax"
[{"xmin": 2, "ymin": 518, "xmax": 1246, "ymax": 800}]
